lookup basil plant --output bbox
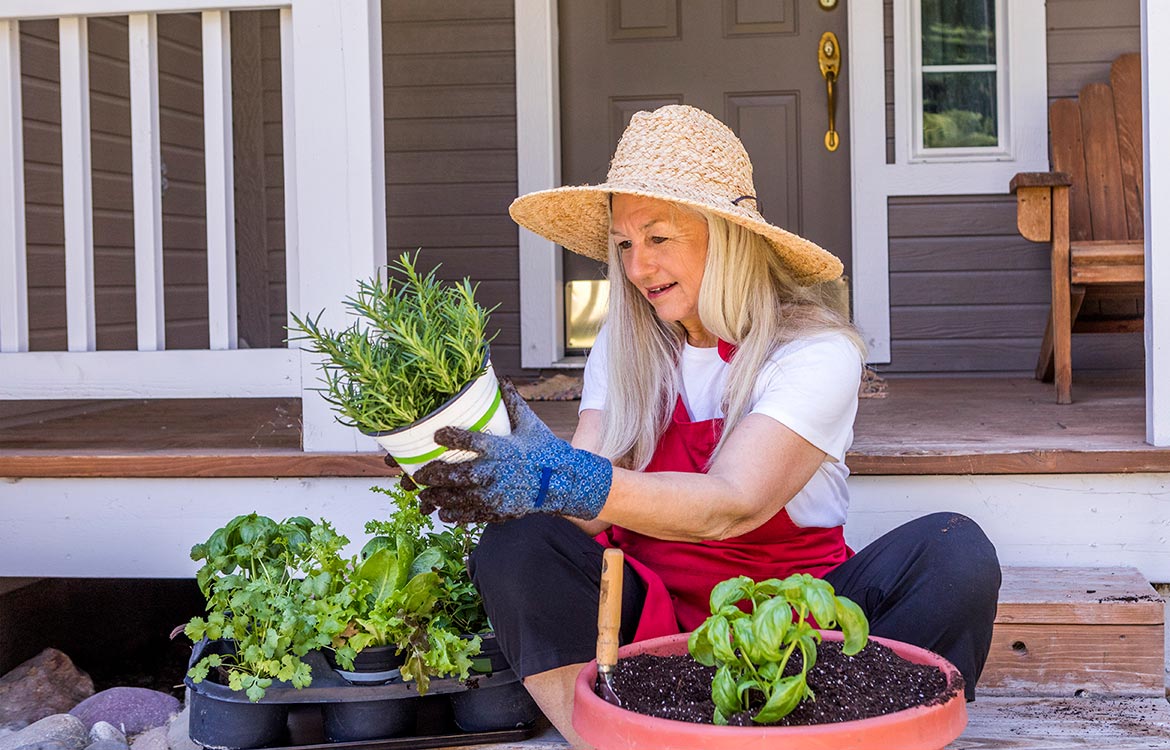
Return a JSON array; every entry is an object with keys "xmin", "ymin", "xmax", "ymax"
[{"xmin": 687, "ymin": 573, "xmax": 869, "ymax": 724}]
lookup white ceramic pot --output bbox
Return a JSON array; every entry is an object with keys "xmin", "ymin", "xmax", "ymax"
[{"xmin": 368, "ymin": 361, "xmax": 511, "ymax": 477}]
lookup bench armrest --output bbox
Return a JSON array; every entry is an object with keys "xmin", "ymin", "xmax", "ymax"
[{"xmin": 1010, "ymin": 171, "xmax": 1072, "ymax": 193}]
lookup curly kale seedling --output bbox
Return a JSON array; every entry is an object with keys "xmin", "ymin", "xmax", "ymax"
[{"xmin": 687, "ymin": 574, "xmax": 870, "ymax": 724}]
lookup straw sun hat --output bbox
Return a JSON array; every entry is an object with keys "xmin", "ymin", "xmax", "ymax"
[{"xmin": 508, "ymin": 104, "xmax": 843, "ymax": 285}]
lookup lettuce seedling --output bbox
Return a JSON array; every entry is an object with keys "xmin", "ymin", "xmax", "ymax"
[{"xmin": 687, "ymin": 574, "xmax": 869, "ymax": 725}]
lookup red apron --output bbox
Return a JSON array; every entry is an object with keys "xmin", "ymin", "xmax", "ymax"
[{"xmin": 595, "ymin": 340, "xmax": 853, "ymax": 641}]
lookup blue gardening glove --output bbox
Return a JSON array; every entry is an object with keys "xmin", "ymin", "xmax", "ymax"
[{"xmin": 411, "ymin": 380, "xmax": 613, "ymax": 524}]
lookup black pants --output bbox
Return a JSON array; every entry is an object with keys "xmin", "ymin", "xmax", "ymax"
[{"xmin": 469, "ymin": 512, "xmax": 1000, "ymax": 701}]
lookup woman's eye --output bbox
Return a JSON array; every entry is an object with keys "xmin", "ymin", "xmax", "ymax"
[
  {"xmin": 616, "ymin": 240, "xmax": 632, "ymax": 251},
  {"xmin": 650, "ymin": 236, "xmax": 668, "ymax": 244}
]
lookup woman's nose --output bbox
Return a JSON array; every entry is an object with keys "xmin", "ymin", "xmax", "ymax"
[{"xmin": 622, "ymin": 241, "xmax": 657, "ymax": 278}]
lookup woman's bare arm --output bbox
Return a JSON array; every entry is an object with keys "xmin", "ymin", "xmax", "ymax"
[{"xmin": 593, "ymin": 413, "xmax": 826, "ymax": 541}]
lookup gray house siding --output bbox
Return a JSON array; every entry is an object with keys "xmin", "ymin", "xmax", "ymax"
[{"xmin": 882, "ymin": 0, "xmax": 1144, "ymax": 375}]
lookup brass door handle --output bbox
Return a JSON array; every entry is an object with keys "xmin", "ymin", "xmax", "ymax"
[{"xmin": 818, "ymin": 31, "xmax": 841, "ymax": 152}]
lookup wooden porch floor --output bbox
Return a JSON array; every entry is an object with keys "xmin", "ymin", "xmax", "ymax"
[
  {"xmin": 1, "ymin": 376, "xmax": 1168, "ymax": 477},
  {"xmin": 443, "ymin": 695, "xmax": 1170, "ymax": 749}
]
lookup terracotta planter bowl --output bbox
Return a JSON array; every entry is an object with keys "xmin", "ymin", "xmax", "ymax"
[{"xmin": 573, "ymin": 631, "xmax": 968, "ymax": 750}]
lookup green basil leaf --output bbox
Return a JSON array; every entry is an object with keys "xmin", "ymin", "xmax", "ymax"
[
  {"xmin": 687, "ymin": 621, "xmax": 716, "ymax": 667},
  {"xmin": 753, "ymin": 674, "xmax": 805, "ymax": 724},
  {"xmin": 707, "ymin": 616, "xmax": 737, "ymax": 664},
  {"xmin": 752, "ymin": 578, "xmax": 785, "ymax": 598},
  {"xmin": 712, "ymin": 664, "xmax": 741, "ymax": 716},
  {"xmin": 758, "ymin": 660, "xmax": 780, "ymax": 682},
  {"xmin": 736, "ymin": 678, "xmax": 763, "ymax": 704},
  {"xmin": 713, "ymin": 708, "xmax": 729, "ymax": 726},
  {"xmin": 239, "ymin": 515, "xmax": 276, "ymax": 545},
  {"xmin": 804, "ymin": 583, "xmax": 837, "ymax": 629},
  {"xmin": 732, "ymin": 617, "xmax": 761, "ymax": 664},
  {"xmin": 835, "ymin": 596, "xmax": 870, "ymax": 655},
  {"xmin": 752, "ymin": 597, "xmax": 791, "ymax": 661},
  {"xmin": 709, "ymin": 576, "xmax": 754, "ymax": 614}
]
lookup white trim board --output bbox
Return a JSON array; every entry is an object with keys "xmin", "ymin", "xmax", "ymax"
[
  {"xmin": 0, "ymin": 477, "xmax": 396, "ymax": 578},
  {"xmin": 846, "ymin": 473, "xmax": 1170, "ymax": 581},
  {"xmin": 1143, "ymin": 0, "xmax": 1170, "ymax": 447},
  {"xmin": 0, "ymin": 2, "xmax": 289, "ymax": 21},
  {"xmin": 3, "ymin": 473, "xmax": 1168, "ymax": 579},
  {"xmin": 0, "ymin": 349, "xmax": 300, "ymax": 398}
]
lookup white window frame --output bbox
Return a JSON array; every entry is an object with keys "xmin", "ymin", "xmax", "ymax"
[{"xmin": 910, "ymin": 0, "xmax": 1009, "ymax": 161}]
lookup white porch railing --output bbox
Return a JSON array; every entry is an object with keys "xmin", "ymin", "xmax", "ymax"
[{"xmin": 0, "ymin": 0, "xmax": 387, "ymax": 451}]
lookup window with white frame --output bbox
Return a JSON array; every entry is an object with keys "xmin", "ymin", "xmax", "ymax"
[{"xmin": 911, "ymin": 0, "xmax": 1007, "ymax": 160}]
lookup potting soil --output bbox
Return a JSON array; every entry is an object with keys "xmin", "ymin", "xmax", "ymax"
[{"xmin": 608, "ymin": 639, "xmax": 962, "ymax": 726}]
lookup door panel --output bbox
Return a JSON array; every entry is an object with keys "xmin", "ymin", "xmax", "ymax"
[{"xmin": 559, "ymin": 0, "xmax": 852, "ymax": 337}]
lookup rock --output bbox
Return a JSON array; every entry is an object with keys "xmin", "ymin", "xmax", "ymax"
[
  {"xmin": 126, "ymin": 727, "xmax": 166, "ymax": 750},
  {"xmin": 83, "ymin": 742, "xmax": 127, "ymax": 750},
  {"xmin": 12, "ymin": 742, "xmax": 73, "ymax": 750},
  {"xmin": 0, "ymin": 650, "xmax": 95, "ymax": 730},
  {"xmin": 0, "ymin": 714, "xmax": 88, "ymax": 750},
  {"xmin": 86, "ymin": 724, "xmax": 124, "ymax": 746},
  {"xmin": 69, "ymin": 690, "xmax": 179, "ymax": 736},
  {"xmin": 163, "ymin": 708, "xmax": 197, "ymax": 750}
]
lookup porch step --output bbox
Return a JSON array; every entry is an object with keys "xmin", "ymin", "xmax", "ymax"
[{"xmin": 981, "ymin": 566, "xmax": 1165, "ymax": 697}]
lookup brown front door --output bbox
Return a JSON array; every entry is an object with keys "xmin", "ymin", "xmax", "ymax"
[{"xmin": 559, "ymin": 0, "xmax": 852, "ymax": 346}]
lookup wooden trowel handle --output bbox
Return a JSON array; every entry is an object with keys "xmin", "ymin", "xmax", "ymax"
[{"xmin": 597, "ymin": 548, "xmax": 624, "ymax": 668}]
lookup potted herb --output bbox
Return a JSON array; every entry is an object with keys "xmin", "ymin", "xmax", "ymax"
[
  {"xmin": 184, "ymin": 514, "xmax": 346, "ymax": 701},
  {"xmin": 317, "ymin": 485, "xmax": 483, "ymax": 695},
  {"xmin": 288, "ymin": 252, "xmax": 509, "ymax": 476},
  {"xmin": 572, "ymin": 574, "xmax": 969, "ymax": 750},
  {"xmin": 183, "ymin": 514, "xmax": 348, "ymax": 749}
]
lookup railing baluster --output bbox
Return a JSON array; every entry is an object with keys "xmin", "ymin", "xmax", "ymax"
[
  {"xmin": 0, "ymin": 20, "xmax": 28, "ymax": 354},
  {"xmin": 59, "ymin": 15, "xmax": 96, "ymax": 352},
  {"xmin": 202, "ymin": 9, "xmax": 236, "ymax": 350},
  {"xmin": 279, "ymin": 6, "xmax": 298, "ymax": 339},
  {"xmin": 129, "ymin": 13, "xmax": 165, "ymax": 351}
]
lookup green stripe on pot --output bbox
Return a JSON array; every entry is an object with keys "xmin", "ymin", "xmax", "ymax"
[{"xmin": 393, "ymin": 387, "xmax": 504, "ymax": 465}]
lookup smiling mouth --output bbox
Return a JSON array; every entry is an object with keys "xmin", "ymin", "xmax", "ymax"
[{"xmin": 647, "ymin": 282, "xmax": 677, "ymax": 299}]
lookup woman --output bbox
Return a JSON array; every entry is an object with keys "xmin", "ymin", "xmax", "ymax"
[{"xmin": 412, "ymin": 105, "xmax": 1000, "ymax": 747}]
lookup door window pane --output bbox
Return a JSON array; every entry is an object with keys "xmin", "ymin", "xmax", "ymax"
[
  {"xmin": 918, "ymin": 0, "xmax": 999, "ymax": 150},
  {"xmin": 921, "ymin": 0, "xmax": 995, "ymax": 65},
  {"xmin": 923, "ymin": 71, "xmax": 997, "ymax": 148}
]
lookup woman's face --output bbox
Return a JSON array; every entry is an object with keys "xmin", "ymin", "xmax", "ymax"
[{"xmin": 611, "ymin": 194, "xmax": 714, "ymax": 346}]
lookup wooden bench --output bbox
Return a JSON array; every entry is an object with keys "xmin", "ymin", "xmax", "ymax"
[{"xmin": 1011, "ymin": 53, "xmax": 1145, "ymax": 404}]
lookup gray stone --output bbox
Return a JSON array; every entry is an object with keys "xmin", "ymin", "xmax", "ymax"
[
  {"xmin": 82, "ymin": 742, "xmax": 127, "ymax": 750},
  {"xmin": 0, "ymin": 650, "xmax": 94, "ymax": 730},
  {"xmin": 0, "ymin": 714, "xmax": 88, "ymax": 750},
  {"xmin": 11, "ymin": 742, "xmax": 72, "ymax": 750},
  {"xmin": 69, "ymin": 690, "xmax": 178, "ymax": 736},
  {"xmin": 162, "ymin": 709, "xmax": 196, "ymax": 750},
  {"xmin": 126, "ymin": 727, "xmax": 166, "ymax": 750},
  {"xmin": 86, "ymin": 724, "xmax": 123, "ymax": 747}
]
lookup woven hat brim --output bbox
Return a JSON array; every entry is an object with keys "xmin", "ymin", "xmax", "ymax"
[{"xmin": 509, "ymin": 183, "xmax": 844, "ymax": 286}]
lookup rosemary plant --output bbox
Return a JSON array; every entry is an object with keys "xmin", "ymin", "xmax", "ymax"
[{"xmin": 289, "ymin": 252, "xmax": 497, "ymax": 433}]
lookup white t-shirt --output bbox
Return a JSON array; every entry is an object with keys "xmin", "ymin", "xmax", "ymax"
[{"xmin": 579, "ymin": 325, "xmax": 861, "ymax": 528}]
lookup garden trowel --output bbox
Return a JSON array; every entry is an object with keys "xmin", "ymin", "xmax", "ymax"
[{"xmin": 595, "ymin": 547, "xmax": 624, "ymax": 706}]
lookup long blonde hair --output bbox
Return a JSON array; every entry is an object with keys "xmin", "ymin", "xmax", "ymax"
[{"xmin": 595, "ymin": 204, "xmax": 864, "ymax": 469}]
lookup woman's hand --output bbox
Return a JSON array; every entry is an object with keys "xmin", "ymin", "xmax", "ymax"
[{"xmin": 410, "ymin": 381, "xmax": 614, "ymax": 524}]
